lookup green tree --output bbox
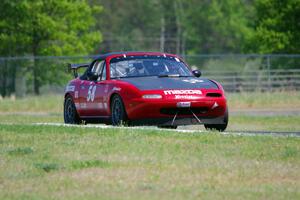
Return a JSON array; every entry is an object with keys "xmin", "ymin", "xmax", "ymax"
[
  {"xmin": 92, "ymin": 0, "xmax": 188, "ymax": 54},
  {"xmin": 91, "ymin": 0, "xmax": 161, "ymax": 52},
  {"xmin": 0, "ymin": 0, "xmax": 102, "ymax": 95},
  {"xmin": 183, "ymin": 0, "xmax": 254, "ymax": 54},
  {"xmin": 248, "ymin": 0, "xmax": 300, "ymax": 53}
]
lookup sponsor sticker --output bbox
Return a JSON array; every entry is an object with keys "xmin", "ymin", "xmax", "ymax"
[
  {"xmin": 80, "ymin": 103, "xmax": 87, "ymax": 109},
  {"xmin": 66, "ymin": 85, "xmax": 75, "ymax": 92},
  {"xmin": 177, "ymin": 102, "xmax": 191, "ymax": 108},
  {"xmin": 98, "ymin": 103, "xmax": 103, "ymax": 109},
  {"xmin": 112, "ymin": 87, "xmax": 121, "ymax": 91},
  {"xmin": 74, "ymin": 91, "xmax": 79, "ymax": 99},
  {"xmin": 175, "ymin": 95, "xmax": 199, "ymax": 99},
  {"xmin": 164, "ymin": 90, "xmax": 202, "ymax": 95}
]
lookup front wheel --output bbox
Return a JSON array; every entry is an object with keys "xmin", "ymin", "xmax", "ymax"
[
  {"xmin": 111, "ymin": 95, "xmax": 128, "ymax": 126},
  {"xmin": 204, "ymin": 109, "xmax": 228, "ymax": 132},
  {"xmin": 64, "ymin": 96, "xmax": 80, "ymax": 124}
]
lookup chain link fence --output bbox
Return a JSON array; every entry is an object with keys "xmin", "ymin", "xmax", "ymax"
[
  {"xmin": 184, "ymin": 54, "xmax": 300, "ymax": 92},
  {"xmin": 1, "ymin": 54, "xmax": 300, "ymax": 97}
]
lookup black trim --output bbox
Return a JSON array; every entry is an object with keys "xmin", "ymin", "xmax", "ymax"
[
  {"xmin": 206, "ymin": 93, "xmax": 222, "ymax": 97},
  {"xmin": 130, "ymin": 116, "xmax": 226, "ymax": 126},
  {"xmin": 110, "ymin": 55, "xmax": 181, "ymax": 63},
  {"xmin": 94, "ymin": 51, "xmax": 176, "ymax": 60},
  {"xmin": 160, "ymin": 107, "xmax": 209, "ymax": 115}
]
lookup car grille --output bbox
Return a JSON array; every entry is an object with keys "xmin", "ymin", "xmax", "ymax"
[{"xmin": 160, "ymin": 107, "xmax": 208, "ymax": 115}]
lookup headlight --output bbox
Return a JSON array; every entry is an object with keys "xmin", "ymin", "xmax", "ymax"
[{"xmin": 142, "ymin": 94, "xmax": 162, "ymax": 99}]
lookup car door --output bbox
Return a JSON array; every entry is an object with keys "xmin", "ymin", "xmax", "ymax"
[
  {"xmin": 79, "ymin": 60, "xmax": 106, "ymax": 117},
  {"xmin": 95, "ymin": 62, "xmax": 108, "ymax": 116}
]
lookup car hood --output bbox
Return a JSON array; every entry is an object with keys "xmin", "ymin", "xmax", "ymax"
[{"xmin": 120, "ymin": 76, "xmax": 219, "ymax": 90}]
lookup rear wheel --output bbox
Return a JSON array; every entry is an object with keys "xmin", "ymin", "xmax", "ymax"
[
  {"xmin": 64, "ymin": 96, "xmax": 80, "ymax": 124},
  {"xmin": 111, "ymin": 95, "xmax": 128, "ymax": 126},
  {"xmin": 204, "ymin": 109, "xmax": 228, "ymax": 132}
]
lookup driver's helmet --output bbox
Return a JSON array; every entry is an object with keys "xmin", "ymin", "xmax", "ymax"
[{"xmin": 143, "ymin": 60, "xmax": 166, "ymax": 75}]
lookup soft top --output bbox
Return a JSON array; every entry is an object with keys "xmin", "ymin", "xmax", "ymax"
[{"xmin": 94, "ymin": 51, "xmax": 179, "ymax": 60}]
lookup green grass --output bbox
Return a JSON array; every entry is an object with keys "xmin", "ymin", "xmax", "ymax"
[
  {"xmin": 0, "ymin": 114, "xmax": 62, "ymax": 123},
  {"xmin": 0, "ymin": 124, "xmax": 299, "ymax": 200},
  {"xmin": 227, "ymin": 115, "xmax": 300, "ymax": 132},
  {"xmin": 0, "ymin": 95, "xmax": 63, "ymax": 113},
  {"xmin": 0, "ymin": 92, "xmax": 299, "ymax": 199},
  {"xmin": 227, "ymin": 91, "xmax": 300, "ymax": 110}
]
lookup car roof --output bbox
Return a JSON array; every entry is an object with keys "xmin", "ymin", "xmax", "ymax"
[{"xmin": 94, "ymin": 51, "xmax": 179, "ymax": 60}]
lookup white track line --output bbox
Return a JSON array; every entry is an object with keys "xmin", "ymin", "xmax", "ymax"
[
  {"xmin": 33, "ymin": 122, "xmax": 198, "ymax": 133},
  {"xmin": 32, "ymin": 123, "xmax": 300, "ymax": 137},
  {"xmin": 1, "ymin": 122, "xmax": 299, "ymax": 137}
]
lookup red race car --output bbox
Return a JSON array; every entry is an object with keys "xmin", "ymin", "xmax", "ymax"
[{"xmin": 64, "ymin": 52, "xmax": 228, "ymax": 131}]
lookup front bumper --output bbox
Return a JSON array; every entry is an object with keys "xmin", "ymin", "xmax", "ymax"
[
  {"xmin": 124, "ymin": 98, "xmax": 227, "ymax": 125},
  {"xmin": 131, "ymin": 115, "xmax": 226, "ymax": 126}
]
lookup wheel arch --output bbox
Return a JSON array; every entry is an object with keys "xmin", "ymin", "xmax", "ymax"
[
  {"xmin": 109, "ymin": 92, "xmax": 129, "ymax": 117},
  {"xmin": 109, "ymin": 93, "xmax": 118, "ymax": 107},
  {"xmin": 64, "ymin": 92, "xmax": 72, "ymax": 99}
]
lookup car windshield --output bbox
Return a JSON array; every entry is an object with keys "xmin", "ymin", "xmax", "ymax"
[{"xmin": 110, "ymin": 56, "xmax": 193, "ymax": 78}]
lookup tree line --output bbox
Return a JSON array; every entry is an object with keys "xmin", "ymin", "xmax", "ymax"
[
  {"xmin": 93, "ymin": 0, "xmax": 300, "ymax": 54},
  {"xmin": 0, "ymin": 0, "xmax": 299, "ymax": 96}
]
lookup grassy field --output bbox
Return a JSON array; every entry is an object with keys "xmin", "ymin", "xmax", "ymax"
[
  {"xmin": 0, "ymin": 95, "xmax": 63, "ymax": 113},
  {"xmin": 0, "ymin": 92, "xmax": 300, "ymax": 199},
  {"xmin": 228, "ymin": 91, "xmax": 300, "ymax": 110},
  {"xmin": 0, "ymin": 124, "xmax": 299, "ymax": 200}
]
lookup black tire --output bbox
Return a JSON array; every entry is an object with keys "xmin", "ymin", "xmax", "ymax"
[
  {"xmin": 111, "ymin": 95, "xmax": 128, "ymax": 126},
  {"xmin": 64, "ymin": 96, "xmax": 81, "ymax": 124},
  {"xmin": 204, "ymin": 108, "xmax": 228, "ymax": 132},
  {"xmin": 158, "ymin": 125, "xmax": 178, "ymax": 129}
]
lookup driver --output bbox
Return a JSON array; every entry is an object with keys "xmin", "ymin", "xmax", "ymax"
[{"xmin": 143, "ymin": 60, "xmax": 166, "ymax": 75}]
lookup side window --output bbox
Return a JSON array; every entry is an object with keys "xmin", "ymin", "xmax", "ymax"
[
  {"xmin": 80, "ymin": 60, "xmax": 103, "ymax": 81},
  {"xmin": 100, "ymin": 63, "xmax": 106, "ymax": 81},
  {"xmin": 91, "ymin": 60, "xmax": 104, "ymax": 76},
  {"xmin": 80, "ymin": 60, "xmax": 107, "ymax": 81},
  {"xmin": 83, "ymin": 60, "xmax": 105, "ymax": 81}
]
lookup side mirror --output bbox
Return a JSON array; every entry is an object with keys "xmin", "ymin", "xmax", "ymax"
[
  {"xmin": 87, "ymin": 71, "xmax": 98, "ymax": 81},
  {"xmin": 192, "ymin": 70, "xmax": 201, "ymax": 77}
]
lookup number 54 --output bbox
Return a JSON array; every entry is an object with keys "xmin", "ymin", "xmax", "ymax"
[{"xmin": 87, "ymin": 85, "xmax": 96, "ymax": 102}]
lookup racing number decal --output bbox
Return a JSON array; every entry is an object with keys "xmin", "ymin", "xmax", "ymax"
[{"xmin": 87, "ymin": 85, "xmax": 97, "ymax": 102}]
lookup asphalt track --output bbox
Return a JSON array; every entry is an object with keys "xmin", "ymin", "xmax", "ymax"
[{"xmin": 28, "ymin": 122, "xmax": 300, "ymax": 137}]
